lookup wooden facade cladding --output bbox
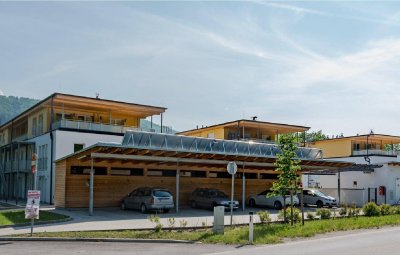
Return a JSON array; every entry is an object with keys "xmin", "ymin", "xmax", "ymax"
[
  {"xmin": 57, "ymin": 157, "xmax": 276, "ymax": 208},
  {"xmin": 55, "ymin": 160, "xmax": 66, "ymax": 208}
]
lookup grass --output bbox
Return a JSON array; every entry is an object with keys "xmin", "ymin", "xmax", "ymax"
[
  {"xmin": 18, "ymin": 214, "xmax": 400, "ymax": 244},
  {"xmin": 0, "ymin": 210, "xmax": 69, "ymax": 226}
]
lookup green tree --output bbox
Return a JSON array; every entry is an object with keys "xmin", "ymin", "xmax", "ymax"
[
  {"xmin": 270, "ymin": 133, "xmax": 301, "ymax": 225},
  {"xmin": 298, "ymin": 130, "xmax": 327, "ymax": 143}
]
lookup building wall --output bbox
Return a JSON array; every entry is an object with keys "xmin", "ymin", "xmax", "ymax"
[
  {"xmin": 182, "ymin": 127, "xmax": 226, "ymax": 139},
  {"xmin": 312, "ymin": 139, "xmax": 352, "ymax": 158}
]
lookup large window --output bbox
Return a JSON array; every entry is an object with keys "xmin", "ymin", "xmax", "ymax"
[
  {"xmin": 38, "ymin": 144, "xmax": 48, "ymax": 172},
  {"xmin": 32, "ymin": 117, "xmax": 37, "ymax": 136}
]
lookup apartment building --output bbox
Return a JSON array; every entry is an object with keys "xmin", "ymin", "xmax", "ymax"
[{"xmin": 0, "ymin": 93, "xmax": 168, "ymax": 204}]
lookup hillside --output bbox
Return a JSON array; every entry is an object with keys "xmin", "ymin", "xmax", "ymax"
[{"xmin": 0, "ymin": 95, "xmax": 175, "ymax": 133}]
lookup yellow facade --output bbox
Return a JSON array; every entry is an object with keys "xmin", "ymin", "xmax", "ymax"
[{"xmin": 311, "ymin": 139, "xmax": 352, "ymax": 158}]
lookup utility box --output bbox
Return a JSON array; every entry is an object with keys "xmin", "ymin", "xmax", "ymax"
[{"xmin": 213, "ymin": 206, "xmax": 225, "ymax": 234}]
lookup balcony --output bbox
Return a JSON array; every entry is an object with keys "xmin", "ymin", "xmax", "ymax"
[
  {"xmin": 352, "ymin": 149, "xmax": 400, "ymax": 157},
  {"xmin": 52, "ymin": 119, "xmax": 173, "ymax": 135},
  {"xmin": 2, "ymin": 160, "xmax": 31, "ymax": 173}
]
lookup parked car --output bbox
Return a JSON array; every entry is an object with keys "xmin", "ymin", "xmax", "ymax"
[
  {"xmin": 189, "ymin": 188, "xmax": 239, "ymax": 210},
  {"xmin": 300, "ymin": 189, "xmax": 337, "ymax": 208},
  {"xmin": 248, "ymin": 190, "xmax": 299, "ymax": 210},
  {"xmin": 121, "ymin": 187, "xmax": 174, "ymax": 213}
]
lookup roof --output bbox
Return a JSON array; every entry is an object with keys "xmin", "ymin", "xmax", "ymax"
[
  {"xmin": 0, "ymin": 93, "xmax": 167, "ymax": 130},
  {"xmin": 177, "ymin": 119, "xmax": 310, "ymax": 135},
  {"xmin": 311, "ymin": 134, "xmax": 400, "ymax": 144},
  {"xmin": 56, "ymin": 130, "xmax": 352, "ymax": 170}
]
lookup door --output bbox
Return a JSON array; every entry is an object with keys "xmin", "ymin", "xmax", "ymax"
[{"xmin": 395, "ymin": 179, "xmax": 400, "ymax": 204}]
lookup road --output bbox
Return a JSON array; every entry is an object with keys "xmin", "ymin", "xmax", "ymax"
[{"xmin": 2, "ymin": 226, "xmax": 399, "ymax": 255}]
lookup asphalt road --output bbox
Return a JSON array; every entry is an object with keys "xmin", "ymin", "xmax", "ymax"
[{"xmin": 2, "ymin": 226, "xmax": 400, "ymax": 255}]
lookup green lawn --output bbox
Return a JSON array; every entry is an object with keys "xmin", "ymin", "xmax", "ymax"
[
  {"xmin": 21, "ymin": 214, "xmax": 400, "ymax": 244},
  {"xmin": 0, "ymin": 210, "xmax": 69, "ymax": 226}
]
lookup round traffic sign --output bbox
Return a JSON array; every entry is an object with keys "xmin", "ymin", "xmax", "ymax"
[{"xmin": 227, "ymin": 161, "xmax": 237, "ymax": 175}]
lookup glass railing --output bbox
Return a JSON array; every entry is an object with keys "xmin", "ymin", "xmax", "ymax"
[
  {"xmin": 352, "ymin": 149, "xmax": 400, "ymax": 156},
  {"xmin": 52, "ymin": 119, "xmax": 173, "ymax": 134}
]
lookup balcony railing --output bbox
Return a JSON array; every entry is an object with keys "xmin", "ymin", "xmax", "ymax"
[
  {"xmin": 352, "ymin": 149, "xmax": 400, "ymax": 157},
  {"xmin": 52, "ymin": 119, "xmax": 173, "ymax": 135},
  {"xmin": 2, "ymin": 160, "xmax": 31, "ymax": 173}
]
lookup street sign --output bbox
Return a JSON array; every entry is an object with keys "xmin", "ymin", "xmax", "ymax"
[
  {"xmin": 227, "ymin": 161, "xmax": 237, "ymax": 175},
  {"xmin": 25, "ymin": 190, "xmax": 40, "ymax": 219}
]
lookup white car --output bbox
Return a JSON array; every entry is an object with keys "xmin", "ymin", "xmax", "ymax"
[
  {"xmin": 248, "ymin": 190, "xmax": 299, "ymax": 210},
  {"xmin": 300, "ymin": 189, "xmax": 337, "ymax": 208}
]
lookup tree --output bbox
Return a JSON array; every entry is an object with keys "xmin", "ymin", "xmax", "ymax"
[
  {"xmin": 298, "ymin": 130, "xmax": 327, "ymax": 143},
  {"xmin": 270, "ymin": 133, "xmax": 301, "ymax": 225}
]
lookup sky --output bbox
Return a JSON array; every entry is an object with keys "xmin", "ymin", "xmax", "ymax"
[{"xmin": 1, "ymin": 1, "xmax": 400, "ymax": 135}]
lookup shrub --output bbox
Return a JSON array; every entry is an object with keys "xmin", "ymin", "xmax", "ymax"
[
  {"xmin": 278, "ymin": 207, "xmax": 301, "ymax": 223},
  {"xmin": 167, "ymin": 217, "xmax": 176, "ymax": 229},
  {"xmin": 148, "ymin": 215, "xmax": 163, "ymax": 232},
  {"xmin": 380, "ymin": 204, "xmax": 392, "ymax": 216},
  {"xmin": 391, "ymin": 206, "xmax": 400, "ymax": 215},
  {"xmin": 257, "ymin": 210, "xmax": 272, "ymax": 224},
  {"xmin": 179, "ymin": 219, "xmax": 188, "ymax": 228},
  {"xmin": 316, "ymin": 208, "xmax": 331, "ymax": 219},
  {"xmin": 306, "ymin": 212, "xmax": 315, "ymax": 220},
  {"xmin": 363, "ymin": 202, "xmax": 381, "ymax": 217},
  {"xmin": 348, "ymin": 203, "xmax": 360, "ymax": 217},
  {"xmin": 339, "ymin": 205, "xmax": 348, "ymax": 217}
]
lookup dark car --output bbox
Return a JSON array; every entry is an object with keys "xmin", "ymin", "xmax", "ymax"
[
  {"xmin": 189, "ymin": 188, "xmax": 239, "ymax": 210},
  {"xmin": 121, "ymin": 187, "xmax": 174, "ymax": 213}
]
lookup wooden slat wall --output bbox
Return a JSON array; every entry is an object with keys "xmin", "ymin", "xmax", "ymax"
[
  {"xmin": 54, "ymin": 161, "xmax": 66, "ymax": 208},
  {"xmin": 57, "ymin": 158, "xmax": 276, "ymax": 208}
]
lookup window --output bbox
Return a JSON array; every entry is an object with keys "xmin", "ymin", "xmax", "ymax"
[
  {"xmin": 38, "ymin": 144, "xmax": 48, "ymax": 172},
  {"xmin": 70, "ymin": 166, "xmax": 107, "ymax": 175},
  {"xmin": 74, "ymin": 144, "xmax": 85, "ymax": 152},
  {"xmin": 38, "ymin": 114, "xmax": 43, "ymax": 135},
  {"xmin": 147, "ymin": 169, "xmax": 176, "ymax": 177},
  {"xmin": 110, "ymin": 168, "xmax": 144, "ymax": 176},
  {"xmin": 353, "ymin": 181, "xmax": 358, "ymax": 187},
  {"xmin": 32, "ymin": 117, "xmax": 37, "ymax": 136},
  {"xmin": 207, "ymin": 133, "xmax": 215, "ymax": 138}
]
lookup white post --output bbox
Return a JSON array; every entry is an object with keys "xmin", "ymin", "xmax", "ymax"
[
  {"xmin": 249, "ymin": 211, "xmax": 254, "ymax": 243},
  {"xmin": 89, "ymin": 158, "xmax": 94, "ymax": 216},
  {"xmin": 242, "ymin": 163, "xmax": 245, "ymax": 212},
  {"xmin": 30, "ymin": 153, "xmax": 38, "ymax": 236},
  {"xmin": 230, "ymin": 173, "xmax": 234, "ymax": 226}
]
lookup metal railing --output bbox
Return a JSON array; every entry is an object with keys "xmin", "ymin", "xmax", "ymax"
[
  {"xmin": 2, "ymin": 160, "xmax": 31, "ymax": 173},
  {"xmin": 352, "ymin": 149, "xmax": 400, "ymax": 156}
]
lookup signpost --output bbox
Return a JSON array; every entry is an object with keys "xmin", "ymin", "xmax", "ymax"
[
  {"xmin": 26, "ymin": 153, "xmax": 39, "ymax": 236},
  {"xmin": 227, "ymin": 161, "xmax": 237, "ymax": 226}
]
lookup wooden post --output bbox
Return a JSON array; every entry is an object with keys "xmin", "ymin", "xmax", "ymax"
[{"xmin": 89, "ymin": 158, "xmax": 94, "ymax": 216}]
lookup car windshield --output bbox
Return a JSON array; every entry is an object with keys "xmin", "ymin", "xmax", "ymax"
[
  {"xmin": 209, "ymin": 190, "xmax": 228, "ymax": 198},
  {"xmin": 313, "ymin": 190, "xmax": 327, "ymax": 197},
  {"xmin": 153, "ymin": 190, "xmax": 172, "ymax": 197}
]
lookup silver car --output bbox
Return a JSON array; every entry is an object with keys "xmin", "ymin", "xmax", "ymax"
[
  {"xmin": 248, "ymin": 190, "xmax": 299, "ymax": 210},
  {"xmin": 121, "ymin": 187, "xmax": 174, "ymax": 213},
  {"xmin": 300, "ymin": 189, "xmax": 337, "ymax": 208}
]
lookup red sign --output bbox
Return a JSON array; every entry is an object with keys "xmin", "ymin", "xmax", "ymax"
[
  {"xmin": 31, "ymin": 165, "xmax": 36, "ymax": 174},
  {"xmin": 31, "ymin": 153, "xmax": 37, "ymax": 174}
]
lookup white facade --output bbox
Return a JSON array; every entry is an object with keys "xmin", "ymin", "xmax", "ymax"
[
  {"xmin": 303, "ymin": 156, "xmax": 400, "ymax": 206},
  {"xmin": 28, "ymin": 130, "xmax": 123, "ymax": 203}
]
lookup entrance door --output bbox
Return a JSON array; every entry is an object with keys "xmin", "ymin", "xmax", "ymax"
[{"xmin": 396, "ymin": 179, "xmax": 400, "ymax": 204}]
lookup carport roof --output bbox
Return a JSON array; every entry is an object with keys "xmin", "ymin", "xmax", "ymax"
[{"xmin": 56, "ymin": 131, "xmax": 352, "ymax": 170}]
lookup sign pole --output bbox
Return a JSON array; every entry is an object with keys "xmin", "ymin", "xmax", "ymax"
[
  {"xmin": 227, "ymin": 161, "xmax": 237, "ymax": 226},
  {"xmin": 30, "ymin": 153, "xmax": 38, "ymax": 237}
]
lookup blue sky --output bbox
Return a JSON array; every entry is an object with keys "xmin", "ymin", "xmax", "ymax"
[{"xmin": 1, "ymin": 1, "xmax": 400, "ymax": 135}]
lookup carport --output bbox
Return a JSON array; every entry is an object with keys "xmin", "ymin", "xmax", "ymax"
[{"xmin": 54, "ymin": 131, "xmax": 352, "ymax": 215}]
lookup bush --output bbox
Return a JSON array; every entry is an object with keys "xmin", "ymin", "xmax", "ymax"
[
  {"xmin": 167, "ymin": 217, "xmax": 176, "ymax": 228},
  {"xmin": 179, "ymin": 219, "xmax": 188, "ymax": 228},
  {"xmin": 148, "ymin": 215, "xmax": 163, "ymax": 232},
  {"xmin": 339, "ymin": 206, "xmax": 348, "ymax": 217},
  {"xmin": 363, "ymin": 202, "xmax": 381, "ymax": 217},
  {"xmin": 391, "ymin": 206, "xmax": 400, "ymax": 215},
  {"xmin": 347, "ymin": 203, "xmax": 360, "ymax": 217},
  {"xmin": 306, "ymin": 212, "xmax": 315, "ymax": 220},
  {"xmin": 257, "ymin": 210, "xmax": 271, "ymax": 224},
  {"xmin": 278, "ymin": 207, "xmax": 301, "ymax": 223},
  {"xmin": 316, "ymin": 208, "xmax": 331, "ymax": 219},
  {"xmin": 379, "ymin": 204, "xmax": 392, "ymax": 216}
]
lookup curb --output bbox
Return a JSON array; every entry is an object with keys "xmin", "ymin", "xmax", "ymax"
[
  {"xmin": 0, "ymin": 217, "xmax": 72, "ymax": 229},
  {"xmin": 0, "ymin": 237, "xmax": 199, "ymax": 244}
]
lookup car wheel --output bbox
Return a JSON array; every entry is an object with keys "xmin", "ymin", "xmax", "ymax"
[
  {"xmin": 191, "ymin": 200, "xmax": 197, "ymax": 209},
  {"xmin": 121, "ymin": 202, "xmax": 126, "ymax": 210},
  {"xmin": 274, "ymin": 201, "xmax": 283, "ymax": 210},
  {"xmin": 316, "ymin": 201, "xmax": 323, "ymax": 208},
  {"xmin": 249, "ymin": 199, "xmax": 256, "ymax": 207},
  {"xmin": 140, "ymin": 204, "xmax": 147, "ymax": 213}
]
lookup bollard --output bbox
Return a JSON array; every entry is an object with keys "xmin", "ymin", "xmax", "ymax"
[
  {"xmin": 249, "ymin": 211, "xmax": 254, "ymax": 243},
  {"xmin": 213, "ymin": 206, "xmax": 225, "ymax": 234}
]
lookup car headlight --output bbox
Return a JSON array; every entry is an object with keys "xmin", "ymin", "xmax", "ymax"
[{"xmin": 221, "ymin": 201, "xmax": 229, "ymax": 205}]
